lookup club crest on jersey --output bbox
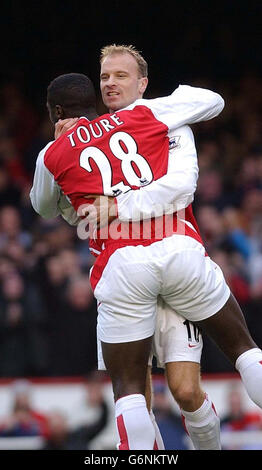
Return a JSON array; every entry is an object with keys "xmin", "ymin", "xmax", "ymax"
[{"xmin": 169, "ymin": 136, "xmax": 181, "ymax": 149}]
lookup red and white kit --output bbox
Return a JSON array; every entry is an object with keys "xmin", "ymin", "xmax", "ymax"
[{"xmin": 30, "ymin": 85, "xmax": 229, "ymax": 345}]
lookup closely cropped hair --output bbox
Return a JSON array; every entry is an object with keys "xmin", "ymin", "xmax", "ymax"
[
  {"xmin": 47, "ymin": 73, "xmax": 96, "ymax": 110},
  {"xmin": 100, "ymin": 44, "xmax": 148, "ymax": 78}
]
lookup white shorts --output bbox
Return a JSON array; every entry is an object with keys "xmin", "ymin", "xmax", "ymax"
[
  {"xmin": 94, "ymin": 234, "xmax": 230, "ymax": 344},
  {"xmin": 151, "ymin": 297, "xmax": 203, "ymax": 368},
  {"xmin": 97, "ymin": 296, "xmax": 203, "ymax": 370}
]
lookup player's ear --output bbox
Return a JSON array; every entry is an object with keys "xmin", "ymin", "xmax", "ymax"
[
  {"xmin": 139, "ymin": 77, "xmax": 148, "ymax": 96},
  {"xmin": 55, "ymin": 104, "xmax": 64, "ymax": 120}
]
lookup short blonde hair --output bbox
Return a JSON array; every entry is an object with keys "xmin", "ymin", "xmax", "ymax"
[{"xmin": 100, "ymin": 44, "xmax": 148, "ymax": 78}]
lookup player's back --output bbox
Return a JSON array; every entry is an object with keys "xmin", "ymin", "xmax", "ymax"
[{"xmin": 44, "ymin": 106, "xmax": 170, "ymax": 212}]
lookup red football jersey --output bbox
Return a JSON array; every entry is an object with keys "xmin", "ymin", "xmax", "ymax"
[{"xmin": 44, "ymin": 107, "xmax": 169, "ymax": 210}]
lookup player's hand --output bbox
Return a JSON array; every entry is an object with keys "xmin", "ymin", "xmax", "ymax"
[
  {"xmin": 55, "ymin": 118, "xmax": 79, "ymax": 139},
  {"xmin": 84, "ymin": 195, "xmax": 118, "ymax": 229}
]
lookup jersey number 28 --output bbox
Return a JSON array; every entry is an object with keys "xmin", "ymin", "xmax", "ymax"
[{"xmin": 79, "ymin": 131, "xmax": 153, "ymax": 196}]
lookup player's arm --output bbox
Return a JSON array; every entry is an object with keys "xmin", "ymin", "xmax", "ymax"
[
  {"xmin": 87, "ymin": 125, "xmax": 198, "ymax": 226},
  {"xmin": 127, "ymin": 84, "xmax": 224, "ymax": 129},
  {"xmin": 115, "ymin": 125, "xmax": 198, "ymax": 221},
  {"xmin": 57, "ymin": 195, "xmax": 81, "ymax": 226},
  {"xmin": 30, "ymin": 143, "xmax": 80, "ymax": 225}
]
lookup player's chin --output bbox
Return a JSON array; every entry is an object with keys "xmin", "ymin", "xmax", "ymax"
[{"xmin": 104, "ymin": 97, "xmax": 122, "ymax": 112}]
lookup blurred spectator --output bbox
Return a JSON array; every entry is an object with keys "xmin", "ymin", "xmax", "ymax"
[
  {"xmin": 195, "ymin": 205, "xmax": 226, "ymax": 251},
  {"xmin": 211, "ymin": 249, "xmax": 250, "ymax": 306},
  {"xmin": 0, "ymin": 255, "xmax": 17, "ymax": 280},
  {"xmin": 23, "ymin": 116, "xmax": 53, "ymax": 176},
  {"xmin": 42, "ymin": 397, "xmax": 108, "ymax": 450},
  {"xmin": 236, "ymin": 154, "xmax": 262, "ymax": 195},
  {"xmin": 221, "ymin": 384, "xmax": 262, "ymax": 450},
  {"xmin": 221, "ymin": 385, "xmax": 262, "ymax": 432},
  {"xmin": 0, "ymin": 205, "xmax": 31, "ymax": 253},
  {"xmin": 0, "ymin": 83, "xmax": 38, "ymax": 156},
  {"xmin": 32, "ymin": 218, "xmax": 75, "ymax": 256},
  {"xmin": 152, "ymin": 380, "xmax": 187, "ymax": 450},
  {"xmin": 222, "ymin": 207, "xmax": 252, "ymax": 260},
  {"xmin": 58, "ymin": 248, "xmax": 83, "ymax": 279},
  {"xmin": 0, "ymin": 164, "xmax": 21, "ymax": 208},
  {"xmin": 197, "ymin": 140, "xmax": 221, "ymax": 172},
  {"xmin": 0, "ymin": 136, "xmax": 29, "ymax": 189},
  {"xmin": 68, "ymin": 371, "xmax": 109, "ymax": 430},
  {"xmin": 45, "ymin": 274, "xmax": 98, "ymax": 376},
  {"xmin": 0, "ymin": 271, "xmax": 48, "ymax": 377},
  {"xmin": 0, "ymin": 379, "xmax": 49, "ymax": 437},
  {"xmin": 196, "ymin": 170, "xmax": 233, "ymax": 210}
]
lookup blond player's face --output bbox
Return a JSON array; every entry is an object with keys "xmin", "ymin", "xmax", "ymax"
[{"xmin": 100, "ymin": 53, "xmax": 148, "ymax": 113}]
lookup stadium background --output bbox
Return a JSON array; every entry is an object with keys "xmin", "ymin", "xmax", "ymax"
[{"xmin": 0, "ymin": 0, "xmax": 261, "ymax": 450}]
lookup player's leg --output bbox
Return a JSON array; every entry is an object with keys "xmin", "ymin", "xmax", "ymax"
[
  {"xmin": 98, "ymin": 335, "xmax": 164, "ymax": 449},
  {"xmin": 154, "ymin": 299, "xmax": 220, "ymax": 450},
  {"xmin": 144, "ymin": 365, "xmax": 165, "ymax": 449},
  {"xmin": 102, "ymin": 338, "xmax": 158, "ymax": 450},
  {"xmin": 94, "ymin": 244, "xmax": 162, "ymax": 450},
  {"xmin": 195, "ymin": 293, "xmax": 256, "ymax": 363},
  {"xmin": 99, "ymin": 337, "xmax": 153, "ymax": 407},
  {"xmin": 98, "ymin": 338, "xmax": 165, "ymax": 449},
  {"xmin": 161, "ymin": 236, "xmax": 262, "ymax": 411},
  {"xmin": 145, "ymin": 366, "xmax": 152, "ymax": 411},
  {"xmin": 166, "ymin": 362, "xmax": 220, "ymax": 450},
  {"xmin": 195, "ymin": 293, "xmax": 262, "ymax": 409},
  {"xmin": 102, "ymin": 338, "xmax": 151, "ymax": 400},
  {"xmin": 166, "ymin": 362, "xmax": 204, "ymax": 410}
]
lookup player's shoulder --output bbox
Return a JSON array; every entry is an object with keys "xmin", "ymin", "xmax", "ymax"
[
  {"xmin": 36, "ymin": 141, "xmax": 55, "ymax": 163},
  {"xmin": 122, "ymin": 85, "xmax": 186, "ymax": 111},
  {"xmin": 120, "ymin": 97, "xmax": 165, "ymax": 113},
  {"xmin": 120, "ymin": 89, "xmax": 179, "ymax": 117},
  {"xmin": 40, "ymin": 140, "xmax": 55, "ymax": 154},
  {"xmin": 118, "ymin": 99, "xmax": 156, "ymax": 116}
]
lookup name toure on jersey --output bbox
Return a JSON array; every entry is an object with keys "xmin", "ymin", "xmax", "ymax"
[{"xmin": 66, "ymin": 113, "xmax": 125, "ymax": 147}]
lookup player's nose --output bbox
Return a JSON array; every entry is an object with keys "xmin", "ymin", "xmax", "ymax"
[{"xmin": 105, "ymin": 75, "xmax": 117, "ymax": 87}]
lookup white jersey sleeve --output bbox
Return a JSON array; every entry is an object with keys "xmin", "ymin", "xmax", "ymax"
[
  {"xmin": 116, "ymin": 125, "xmax": 198, "ymax": 221},
  {"xmin": 58, "ymin": 196, "xmax": 81, "ymax": 226},
  {"xmin": 115, "ymin": 85, "xmax": 224, "ymax": 222},
  {"xmin": 125, "ymin": 84, "xmax": 224, "ymax": 132},
  {"xmin": 30, "ymin": 142, "xmax": 80, "ymax": 226}
]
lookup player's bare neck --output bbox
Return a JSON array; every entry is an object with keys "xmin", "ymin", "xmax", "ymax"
[
  {"xmin": 86, "ymin": 109, "xmax": 99, "ymax": 120},
  {"xmin": 64, "ymin": 107, "xmax": 98, "ymax": 122}
]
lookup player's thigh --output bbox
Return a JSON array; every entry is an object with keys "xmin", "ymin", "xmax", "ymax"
[
  {"xmin": 153, "ymin": 297, "xmax": 203, "ymax": 368},
  {"xmin": 98, "ymin": 337, "xmax": 153, "ymax": 409},
  {"xmin": 160, "ymin": 238, "xmax": 230, "ymax": 323},
  {"xmin": 195, "ymin": 292, "xmax": 257, "ymax": 364},
  {"xmin": 94, "ymin": 245, "xmax": 160, "ymax": 344},
  {"xmin": 102, "ymin": 337, "xmax": 153, "ymax": 400}
]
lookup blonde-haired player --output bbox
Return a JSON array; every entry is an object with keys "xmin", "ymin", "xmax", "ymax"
[{"xmin": 97, "ymin": 44, "xmax": 220, "ymax": 450}]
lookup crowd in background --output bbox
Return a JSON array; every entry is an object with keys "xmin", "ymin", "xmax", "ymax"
[
  {"xmin": 0, "ymin": 376, "xmax": 111, "ymax": 450},
  {"xmin": 0, "ymin": 73, "xmax": 261, "ymax": 377}
]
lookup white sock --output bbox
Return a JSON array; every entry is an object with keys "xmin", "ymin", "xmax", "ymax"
[
  {"xmin": 235, "ymin": 348, "xmax": 262, "ymax": 408},
  {"xmin": 149, "ymin": 410, "xmax": 165, "ymax": 450},
  {"xmin": 115, "ymin": 394, "xmax": 157, "ymax": 450},
  {"xmin": 181, "ymin": 394, "xmax": 221, "ymax": 450}
]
